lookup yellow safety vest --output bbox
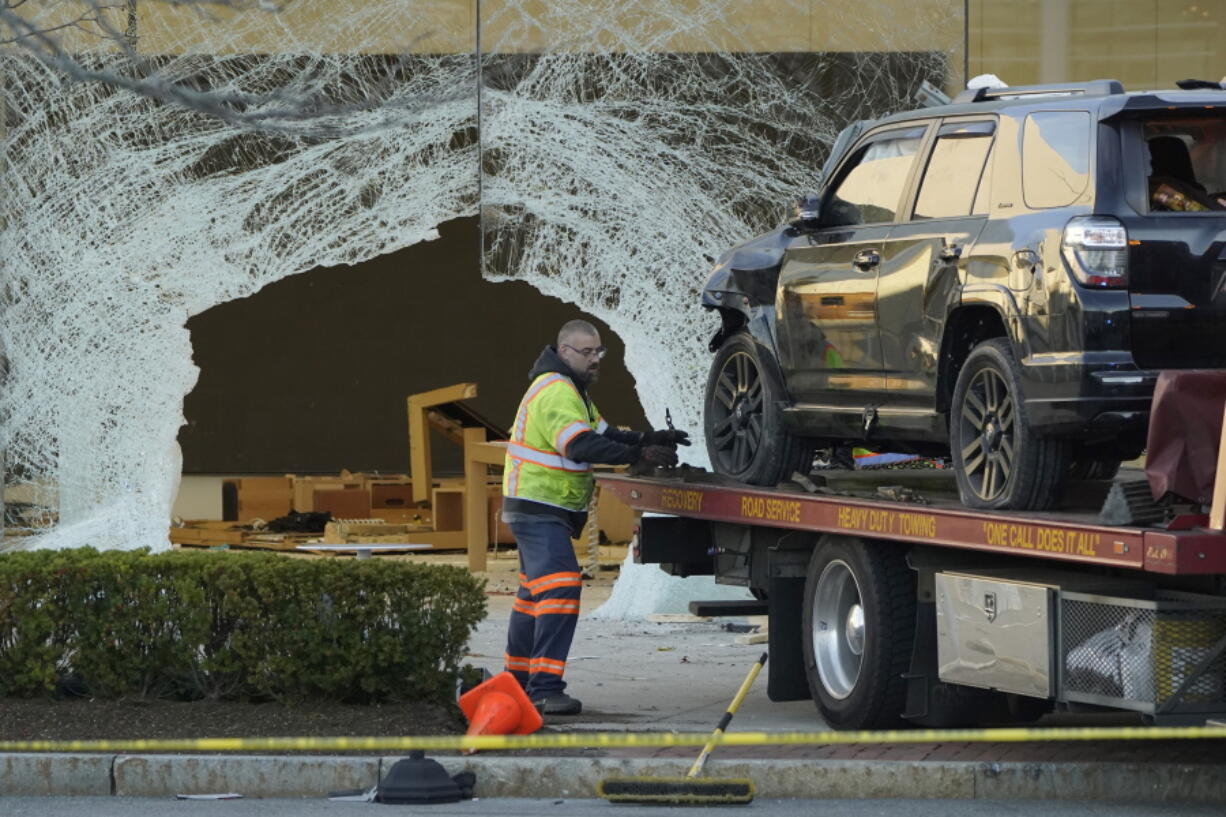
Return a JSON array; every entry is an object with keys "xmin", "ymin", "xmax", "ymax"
[{"xmin": 503, "ymin": 373, "xmax": 607, "ymax": 511}]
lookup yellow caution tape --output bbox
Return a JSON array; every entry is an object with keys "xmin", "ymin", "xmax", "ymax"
[{"xmin": 1, "ymin": 725, "xmax": 1225, "ymax": 754}]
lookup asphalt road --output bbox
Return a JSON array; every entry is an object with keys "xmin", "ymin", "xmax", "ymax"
[{"xmin": 2, "ymin": 797, "xmax": 1221, "ymax": 817}]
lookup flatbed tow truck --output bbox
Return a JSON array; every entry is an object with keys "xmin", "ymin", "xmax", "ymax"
[{"xmin": 596, "ymin": 458, "xmax": 1226, "ymax": 730}]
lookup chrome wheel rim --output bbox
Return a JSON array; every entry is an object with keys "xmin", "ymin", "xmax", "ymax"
[
  {"xmin": 710, "ymin": 351, "xmax": 764, "ymax": 474},
  {"xmin": 812, "ymin": 559, "xmax": 865, "ymax": 700},
  {"xmin": 957, "ymin": 366, "xmax": 1015, "ymax": 502}
]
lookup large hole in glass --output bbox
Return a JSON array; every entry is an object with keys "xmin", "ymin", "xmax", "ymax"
[{"xmin": 174, "ymin": 216, "xmax": 647, "ymax": 518}]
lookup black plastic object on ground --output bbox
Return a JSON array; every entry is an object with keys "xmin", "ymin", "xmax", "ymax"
[{"xmin": 375, "ymin": 751, "xmax": 475, "ymax": 805}]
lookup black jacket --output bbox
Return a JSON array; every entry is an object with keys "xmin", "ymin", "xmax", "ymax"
[{"xmin": 503, "ymin": 346, "xmax": 644, "ymax": 527}]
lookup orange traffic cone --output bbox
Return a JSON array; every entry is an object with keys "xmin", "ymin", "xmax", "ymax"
[{"xmin": 458, "ymin": 672, "xmax": 542, "ymax": 753}]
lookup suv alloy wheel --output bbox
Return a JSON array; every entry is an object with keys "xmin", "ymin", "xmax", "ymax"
[
  {"xmin": 703, "ymin": 332, "xmax": 811, "ymax": 486},
  {"xmin": 951, "ymin": 339, "xmax": 1068, "ymax": 510}
]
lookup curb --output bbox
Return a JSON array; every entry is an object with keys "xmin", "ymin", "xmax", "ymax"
[
  {"xmin": 1, "ymin": 754, "xmax": 1224, "ymax": 803},
  {"xmin": 113, "ymin": 755, "xmax": 378, "ymax": 798}
]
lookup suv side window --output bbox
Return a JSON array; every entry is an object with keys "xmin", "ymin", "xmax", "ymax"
[
  {"xmin": 913, "ymin": 121, "xmax": 995, "ymax": 220},
  {"xmin": 823, "ymin": 126, "xmax": 927, "ymax": 227},
  {"xmin": 1022, "ymin": 111, "xmax": 1091, "ymax": 209}
]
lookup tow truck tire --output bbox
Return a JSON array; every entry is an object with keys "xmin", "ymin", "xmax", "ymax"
[
  {"xmin": 802, "ymin": 535, "xmax": 916, "ymax": 730},
  {"xmin": 951, "ymin": 339, "xmax": 1068, "ymax": 510},
  {"xmin": 704, "ymin": 332, "xmax": 812, "ymax": 486}
]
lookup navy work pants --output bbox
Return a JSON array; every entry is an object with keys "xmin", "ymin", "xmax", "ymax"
[{"xmin": 504, "ymin": 516, "xmax": 582, "ymax": 699}]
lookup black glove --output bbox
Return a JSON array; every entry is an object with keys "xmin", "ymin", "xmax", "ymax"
[
  {"xmin": 638, "ymin": 445, "xmax": 679, "ymax": 467},
  {"xmin": 642, "ymin": 429, "xmax": 692, "ymax": 447}
]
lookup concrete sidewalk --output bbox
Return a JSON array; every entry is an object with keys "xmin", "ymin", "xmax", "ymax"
[{"xmin": 467, "ymin": 554, "xmax": 818, "ymax": 735}]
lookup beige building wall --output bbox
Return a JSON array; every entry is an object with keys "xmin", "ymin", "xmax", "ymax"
[
  {"xmin": 970, "ymin": 0, "xmax": 1226, "ymax": 90},
  {"xmin": 30, "ymin": 1, "xmax": 1226, "ymax": 92},
  {"xmin": 29, "ymin": 0, "xmax": 962, "ymax": 63},
  {"xmin": 133, "ymin": 0, "xmax": 475, "ymax": 55}
]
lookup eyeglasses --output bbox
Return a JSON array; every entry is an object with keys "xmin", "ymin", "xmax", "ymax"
[{"xmin": 562, "ymin": 343, "xmax": 607, "ymax": 360}]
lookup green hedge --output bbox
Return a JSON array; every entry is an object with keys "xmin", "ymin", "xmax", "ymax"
[{"xmin": 0, "ymin": 548, "xmax": 486, "ymax": 703}]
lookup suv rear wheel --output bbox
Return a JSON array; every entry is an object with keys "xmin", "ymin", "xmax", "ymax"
[
  {"xmin": 704, "ymin": 332, "xmax": 811, "ymax": 486},
  {"xmin": 951, "ymin": 339, "xmax": 1068, "ymax": 510}
]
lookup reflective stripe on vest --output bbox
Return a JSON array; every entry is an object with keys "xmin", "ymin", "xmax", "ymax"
[
  {"xmin": 555, "ymin": 420, "xmax": 592, "ymax": 455},
  {"xmin": 513, "ymin": 373, "xmax": 569, "ymax": 442},
  {"xmin": 507, "ymin": 441, "xmax": 589, "ymax": 473}
]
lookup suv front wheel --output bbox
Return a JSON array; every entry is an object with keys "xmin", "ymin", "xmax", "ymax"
[
  {"xmin": 704, "ymin": 332, "xmax": 811, "ymax": 486},
  {"xmin": 950, "ymin": 339, "xmax": 1068, "ymax": 510}
]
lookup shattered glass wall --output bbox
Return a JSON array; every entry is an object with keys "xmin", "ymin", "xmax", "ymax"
[{"xmin": 0, "ymin": 0, "xmax": 962, "ymax": 550}]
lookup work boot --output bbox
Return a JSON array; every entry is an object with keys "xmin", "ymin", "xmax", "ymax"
[{"xmin": 532, "ymin": 692, "xmax": 582, "ymax": 716}]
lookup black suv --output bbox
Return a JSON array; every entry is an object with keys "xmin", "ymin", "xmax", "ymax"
[{"xmin": 701, "ymin": 79, "xmax": 1226, "ymax": 510}]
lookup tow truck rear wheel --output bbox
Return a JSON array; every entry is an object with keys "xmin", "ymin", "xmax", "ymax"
[
  {"xmin": 704, "ymin": 332, "xmax": 812, "ymax": 486},
  {"xmin": 802, "ymin": 535, "xmax": 915, "ymax": 730}
]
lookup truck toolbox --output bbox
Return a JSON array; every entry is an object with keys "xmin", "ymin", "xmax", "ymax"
[{"xmin": 936, "ymin": 572, "xmax": 1055, "ymax": 699}]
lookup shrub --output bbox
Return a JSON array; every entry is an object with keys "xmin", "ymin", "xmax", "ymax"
[{"xmin": 0, "ymin": 548, "xmax": 486, "ymax": 703}]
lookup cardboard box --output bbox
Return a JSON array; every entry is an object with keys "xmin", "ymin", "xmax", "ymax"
[
  {"xmin": 292, "ymin": 476, "xmax": 364, "ymax": 513},
  {"xmin": 323, "ymin": 519, "xmax": 427, "ymax": 544},
  {"xmin": 356, "ymin": 473, "xmax": 410, "ymax": 487},
  {"xmin": 222, "ymin": 477, "xmax": 293, "ymax": 523},
  {"xmin": 170, "ymin": 521, "xmax": 246, "ymax": 546},
  {"xmin": 432, "ymin": 487, "xmax": 464, "ymax": 532},
  {"xmin": 371, "ymin": 508, "xmax": 430, "ymax": 526},
  {"xmin": 313, "ymin": 488, "xmax": 372, "ymax": 520},
  {"xmin": 486, "ymin": 487, "xmax": 514, "ymax": 545},
  {"xmin": 371, "ymin": 483, "xmax": 414, "ymax": 508},
  {"xmin": 597, "ymin": 487, "xmax": 637, "ymax": 544}
]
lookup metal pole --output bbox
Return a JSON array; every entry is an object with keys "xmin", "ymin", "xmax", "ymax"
[
  {"xmin": 963, "ymin": 0, "xmax": 969, "ymax": 87},
  {"xmin": 476, "ymin": 0, "xmax": 483, "ymax": 278}
]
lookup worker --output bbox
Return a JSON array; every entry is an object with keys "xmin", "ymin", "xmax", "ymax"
[{"xmin": 502, "ymin": 319, "xmax": 689, "ymax": 715}]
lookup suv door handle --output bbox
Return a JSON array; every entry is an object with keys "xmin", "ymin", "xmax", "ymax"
[
  {"xmin": 939, "ymin": 243, "xmax": 962, "ymax": 261},
  {"xmin": 852, "ymin": 249, "xmax": 880, "ymax": 270}
]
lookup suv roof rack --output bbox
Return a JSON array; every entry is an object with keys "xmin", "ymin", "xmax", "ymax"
[
  {"xmin": 1175, "ymin": 78, "xmax": 1226, "ymax": 90},
  {"xmin": 953, "ymin": 79, "xmax": 1125, "ymax": 105}
]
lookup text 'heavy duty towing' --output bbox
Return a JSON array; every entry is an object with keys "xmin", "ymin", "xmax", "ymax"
[{"xmin": 596, "ymin": 449, "xmax": 1226, "ymax": 730}]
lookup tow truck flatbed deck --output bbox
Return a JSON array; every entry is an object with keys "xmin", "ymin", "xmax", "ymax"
[{"xmin": 597, "ymin": 470, "xmax": 1226, "ymax": 576}]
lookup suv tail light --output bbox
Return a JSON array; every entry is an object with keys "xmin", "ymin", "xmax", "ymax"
[{"xmin": 1062, "ymin": 216, "xmax": 1128, "ymax": 287}]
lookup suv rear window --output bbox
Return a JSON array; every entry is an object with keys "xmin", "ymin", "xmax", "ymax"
[
  {"xmin": 1022, "ymin": 111, "xmax": 1091, "ymax": 209},
  {"xmin": 1144, "ymin": 116, "xmax": 1226, "ymax": 212},
  {"xmin": 824, "ymin": 126, "xmax": 926, "ymax": 226}
]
